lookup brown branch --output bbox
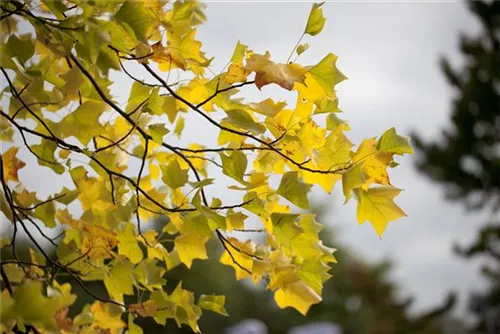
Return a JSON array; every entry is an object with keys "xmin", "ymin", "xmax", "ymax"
[
  {"xmin": 8, "ymin": 1, "xmax": 83, "ymax": 31},
  {"xmin": 95, "ymin": 123, "xmax": 138, "ymax": 153},
  {"xmin": 217, "ymin": 230, "xmax": 263, "ymax": 260},
  {"xmin": 216, "ymin": 230, "xmax": 252, "ymax": 276},
  {"xmin": 195, "ymin": 80, "xmax": 256, "ymax": 109},
  {"xmin": 69, "ymin": 54, "xmax": 210, "ymax": 206}
]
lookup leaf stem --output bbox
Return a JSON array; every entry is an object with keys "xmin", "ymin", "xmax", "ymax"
[{"xmin": 286, "ymin": 33, "xmax": 305, "ymax": 64}]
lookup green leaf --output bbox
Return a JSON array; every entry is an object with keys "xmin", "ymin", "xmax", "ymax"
[
  {"xmin": 58, "ymin": 101, "xmax": 106, "ymax": 145},
  {"xmin": 30, "ymin": 139, "xmax": 65, "ymax": 174},
  {"xmin": 34, "ymin": 198, "xmax": 56, "ymax": 228},
  {"xmin": 104, "ymin": 261, "xmax": 135, "ymax": 302},
  {"xmin": 115, "ymin": 0, "xmax": 156, "ymax": 42},
  {"xmin": 305, "ymin": 2, "xmax": 326, "ymax": 36},
  {"xmin": 8, "ymin": 281, "xmax": 59, "ymax": 330},
  {"xmin": 223, "ymin": 109, "xmax": 266, "ymax": 135},
  {"xmin": 271, "ymin": 213, "xmax": 302, "ymax": 249},
  {"xmin": 161, "ymin": 160, "xmax": 189, "ymax": 189},
  {"xmin": 230, "ymin": 40, "xmax": 248, "ymax": 63},
  {"xmin": 342, "ymin": 163, "xmax": 367, "ymax": 202},
  {"xmin": 149, "ymin": 123, "xmax": 169, "ymax": 144},
  {"xmin": 133, "ymin": 259, "xmax": 166, "ymax": 291},
  {"xmin": 41, "ymin": 0, "xmax": 68, "ymax": 19},
  {"xmin": 163, "ymin": 96, "xmax": 178, "ymax": 123},
  {"xmin": 376, "ymin": 127, "xmax": 414, "ymax": 155},
  {"xmin": 309, "ymin": 53, "xmax": 347, "ymax": 97},
  {"xmin": 174, "ymin": 116, "xmax": 185, "ymax": 137},
  {"xmin": 127, "ymin": 81, "xmax": 151, "ymax": 113},
  {"xmin": 316, "ymin": 98, "xmax": 341, "ymax": 114},
  {"xmin": 6, "ymin": 34, "xmax": 35, "ymax": 64},
  {"xmin": 277, "ymin": 172, "xmax": 312, "ymax": 209},
  {"xmin": 188, "ymin": 178, "xmax": 214, "ymax": 189},
  {"xmin": 198, "ymin": 295, "xmax": 228, "ymax": 316},
  {"xmin": 142, "ymin": 87, "xmax": 163, "ymax": 115},
  {"xmin": 60, "ymin": 67, "xmax": 85, "ymax": 95},
  {"xmin": 220, "ymin": 150, "xmax": 247, "ymax": 184},
  {"xmin": 0, "ymin": 236, "xmax": 10, "ymax": 248},
  {"xmin": 296, "ymin": 43, "xmax": 310, "ymax": 56},
  {"xmin": 296, "ymin": 260, "xmax": 331, "ymax": 295}
]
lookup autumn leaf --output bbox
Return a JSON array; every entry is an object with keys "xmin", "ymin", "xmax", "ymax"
[
  {"xmin": 274, "ymin": 280, "xmax": 322, "ymax": 316},
  {"xmin": 0, "ymin": 1, "xmax": 414, "ymax": 331},
  {"xmin": 129, "ymin": 300, "xmax": 158, "ymax": 318},
  {"xmin": 117, "ymin": 223, "xmax": 143, "ymax": 264},
  {"xmin": 174, "ymin": 233, "xmax": 208, "ymax": 268},
  {"xmin": 355, "ymin": 186, "xmax": 407, "ymax": 237},
  {"xmin": 2, "ymin": 147, "xmax": 26, "ymax": 182},
  {"xmin": 246, "ymin": 52, "xmax": 307, "ymax": 90}
]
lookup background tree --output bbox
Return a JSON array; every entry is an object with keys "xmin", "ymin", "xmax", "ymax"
[
  {"xmin": 413, "ymin": 1, "xmax": 499, "ymax": 333},
  {"xmin": 0, "ymin": 1, "xmax": 413, "ymax": 332}
]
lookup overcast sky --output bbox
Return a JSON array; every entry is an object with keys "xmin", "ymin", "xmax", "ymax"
[
  {"xmin": 193, "ymin": 0, "xmax": 488, "ymax": 318},
  {"xmin": 2, "ymin": 0, "xmax": 489, "ymax": 322}
]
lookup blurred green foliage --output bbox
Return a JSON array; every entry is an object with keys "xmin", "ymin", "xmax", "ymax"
[{"xmin": 413, "ymin": 1, "xmax": 499, "ymax": 333}]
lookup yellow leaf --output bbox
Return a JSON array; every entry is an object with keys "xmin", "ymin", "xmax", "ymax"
[
  {"xmin": 274, "ymin": 280, "xmax": 322, "ymax": 316},
  {"xmin": 295, "ymin": 53, "xmax": 346, "ymax": 102},
  {"xmin": 298, "ymin": 119, "xmax": 326, "ymax": 155},
  {"xmin": 224, "ymin": 62, "xmax": 249, "ymax": 85},
  {"xmin": 169, "ymin": 283, "xmax": 202, "ymax": 333},
  {"xmin": 104, "ymin": 262, "xmax": 134, "ymax": 303},
  {"xmin": 302, "ymin": 168, "xmax": 342, "ymax": 194},
  {"xmin": 343, "ymin": 138, "xmax": 394, "ymax": 201},
  {"xmin": 356, "ymin": 186, "xmax": 407, "ymax": 237},
  {"xmin": 90, "ymin": 302, "xmax": 126, "ymax": 330},
  {"xmin": 128, "ymin": 314, "xmax": 144, "ymax": 334},
  {"xmin": 2, "ymin": 147, "xmax": 26, "ymax": 182},
  {"xmin": 250, "ymin": 98, "xmax": 287, "ymax": 117},
  {"xmin": 174, "ymin": 233, "xmax": 208, "ymax": 268},
  {"xmin": 117, "ymin": 223, "xmax": 143, "ymax": 264},
  {"xmin": 230, "ymin": 40, "xmax": 247, "ymax": 63},
  {"xmin": 159, "ymin": 29, "xmax": 209, "ymax": 74},
  {"xmin": 220, "ymin": 238, "xmax": 255, "ymax": 280},
  {"xmin": 226, "ymin": 211, "xmax": 247, "ymax": 231},
  {"xmin": 246, "ymin": 52, "xmax": 307, "ymax": 90}
]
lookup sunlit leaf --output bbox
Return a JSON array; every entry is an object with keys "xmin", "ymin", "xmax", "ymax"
[{"xmin": 355, "ymin": 186, "xmax": 407, "ymax": 237}]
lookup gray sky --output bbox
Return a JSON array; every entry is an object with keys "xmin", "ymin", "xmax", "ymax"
[
  {"xmin": 195, "ymin": 1, "xmax": 487, "ymax": 318},
  {"xmin": 1, "ymin": 0, "xmax": 489, "ymax": 322}
]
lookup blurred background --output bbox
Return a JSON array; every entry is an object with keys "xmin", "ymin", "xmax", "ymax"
[{"xmin": 2, "ymin": 1, "xmax": 499, "ymax": 333}]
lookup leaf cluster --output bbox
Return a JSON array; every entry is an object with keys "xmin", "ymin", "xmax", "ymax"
[{"xmin": 0, "ymin": 1, "xmax": 412, "ymax": 332}]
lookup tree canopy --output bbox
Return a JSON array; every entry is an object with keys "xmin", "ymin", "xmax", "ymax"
[{"xmin": 0, "ymin": 1, "xmax": 412, "ymax": 332}]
